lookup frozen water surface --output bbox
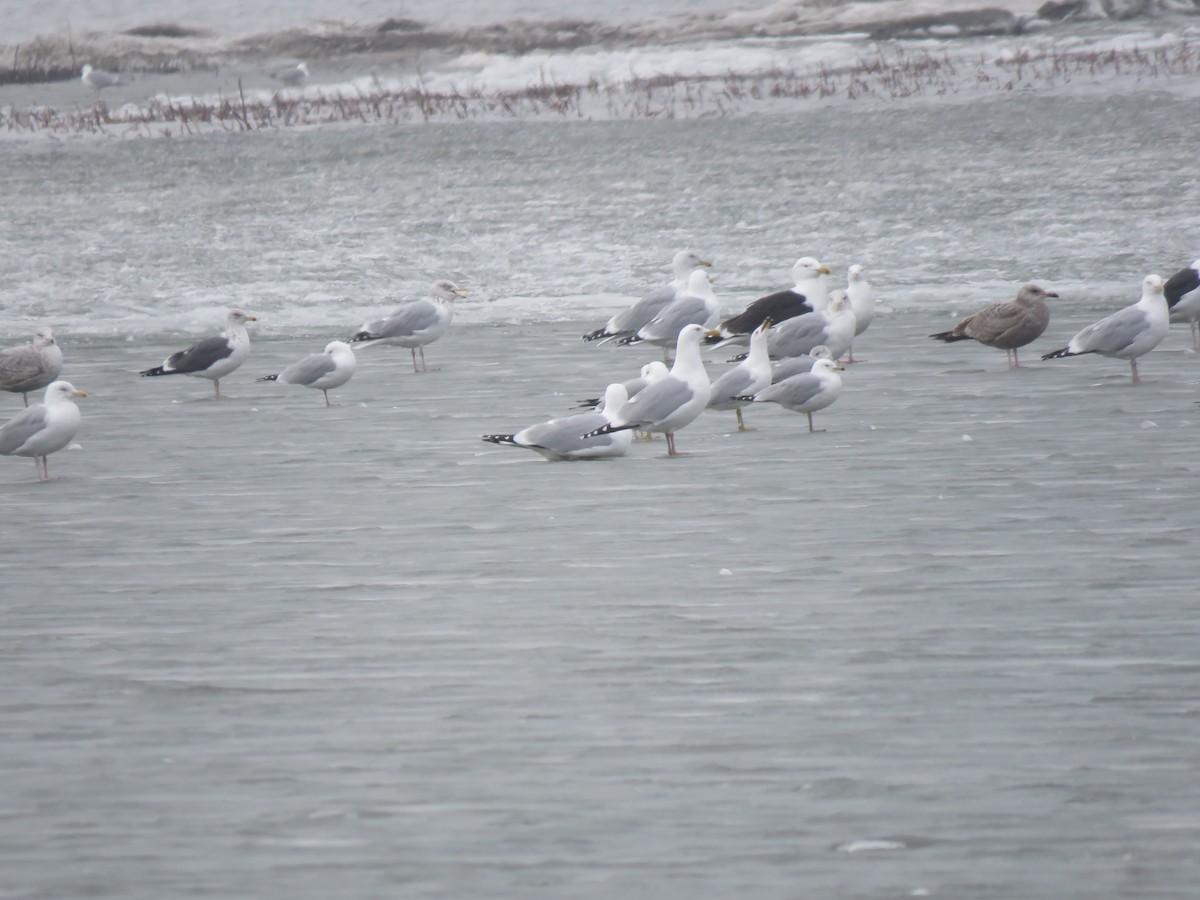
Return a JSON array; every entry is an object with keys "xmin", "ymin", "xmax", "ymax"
[{"xmin": 1, "ymin": 79, "xmax": 1199, "ymax": 900}]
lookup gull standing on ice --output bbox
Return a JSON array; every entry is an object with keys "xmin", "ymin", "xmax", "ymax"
[
  {"xmin": 0, "ymin": 381, "xmax": 87, "ymax": 482},
  {"xmin": 844, "ymin": 264, "xmax": 873, "ymax": 363},
  {"xmin": 583, "ymin": 250, "xmax": 712, "ymax": 343},
  {"xmin": 1041, "ymin": 275, "xmax": 1169, "ymax": 384},
  {"xmin": 1163, "ymin": 258, "xmax": 1200, "ymax": 350},
  {"xmin": 585, "ymin": 323, "xmax": 712, "ymax": 458},
  {"xmin": 707, "ymin": 320, "xmax": 772, "ymax": 432},
  {"xmin": 743, "ymin": 358, "xmax": 844, "ymax": 433},
  {"xmin": 617, "ymin": 268, "xmax": 719, "ymax": 360},
  {"xmin": 930, "ymin": 283, "xmax": 1058, "ymax": 369},
  {"xmin": 140, "ymin": 308, "xmax": 258, "ymax": 400},
  {"xmin": 704, "ymin": 256, "xmax": 831, "ymax": 346},
  {"xmin": 258, "ymin": 341, "xmax": 356, "ymax": 406},
  {"xmin": 0, "ymin": 327, "xmax": 63, "ymax": 407},
  {"xmin": 756, "ymin": 290, "xmax": 855, "ymax": 361},
  {"xmin": 482, "ymin": 383, "xmax": 633, "ymax": 461},
  {"xmin": 350, "ymin": 280, "xmax": 467, "ymax": 373},
  {"xmin": 81, "ymin": 64, "xmax": 120, "ymax": 91}
]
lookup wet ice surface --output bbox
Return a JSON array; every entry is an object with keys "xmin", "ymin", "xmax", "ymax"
[
  {"xmin": 4, "ymin": 319, "xmax": 1200, "ymax": 898},
  {"xmin": 3, "ymin": 93, "xmax": 1200, "ymax": 897}
]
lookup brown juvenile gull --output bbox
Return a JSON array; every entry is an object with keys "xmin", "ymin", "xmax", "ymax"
[
  {"xmin": 0, "ymin": 380, "xmax": 87, "ymax": 482},
  {"xmin": 1041, "ymin": 275, "xmax": 1168, "ymax": 384},
  {"xmin": 0, "ymin": 327, "xmax": 64, "ymax": 407},
  {"xmin": 930, "ymin": 283, "xmax": 1058, "ymax": 369},
  {"xmin": 140, "ymin": 308, "xmax": 258, "ymax": 400}
]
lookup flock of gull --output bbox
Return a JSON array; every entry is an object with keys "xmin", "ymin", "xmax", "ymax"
[{"xmin": 2, "ymin": 252, "xmax": 1200, "ymax": 479}]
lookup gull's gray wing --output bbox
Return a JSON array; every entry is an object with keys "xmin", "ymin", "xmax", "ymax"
[
  {"xmin": 607, "ymin": 284, "xmax": 676, "ymax": 334},
  {"xmin": 769, "ymin": 314, "xmax": 828, "ymax": 358},
  {"xmin": 614, "ymin": 377, "xmax": 693, "ymax": 427},
  {"xmin": 755, "ymin": 372, "xmax": 823, "ymax": 409},
  {"xmin": 1072, "ymin": 306, "xmax": 1152, "ymax": 354},
  {"xmin": 638, "ymin": 296, "xmax": 710, "ymax": 343},
  {"xmin": 708, "ymin": 366, "xmax": 755, "ymax": 407},
  {"xmin": 0, "ymin": 405, "xmax": 49, "ymax": 454},
  {"xmin": 517, "ymin": 412, "xmax": 613, "ymax": 455},
  {"xmin": 165, "ymin": 336, "xmax": 234, "ymax": 374},
  {"xmin": 770, "ymin": 355, "xmax": 819, "ymax": 383},
  {"xmin": 367, "ymin": 300, "xmax": 439, "ymax": 338},
  {"xmin": 279, "ymin": 353, "xmax": 336, "ymax": 386}
]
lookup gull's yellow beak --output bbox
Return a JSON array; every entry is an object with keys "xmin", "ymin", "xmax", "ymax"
[
  {"xmin": 73, "ymin": 390, "xmax": 89, "ymax": 398},
  {"xmin": 818, "ymin": 265, "xmax": 831, "ymax": 276}
]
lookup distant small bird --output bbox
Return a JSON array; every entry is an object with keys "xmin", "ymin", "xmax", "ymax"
[
  {"xmin": 704, "ymin": 256, "xmax": 830, "ymax": 346},
  {"xmin": 741, "ymin": 358, "xmax": 844, "ymax": 433},
  {"xmin": 584, "ymin": 323, "xmax": 712, "ymax": 458},
  {"xmin": 482, "ymin": 383, "xmax": 633, "ymax": 461},
  {"xmin": 259, "ymin": 341, "xmax": 356, "ymax": 406},
  {"xmin": 81, "ymin": 64, "xmax": 121, "ymax": 91},
  {"xmin": 930, "ymin": 283, "xmax": 1058, "ymax": 369},
  {"xmin": 0, "ymin": 326, "xmax": 63, "ymax": 407},
  {"xmin": 583, "ymin": 249, "xmax": 712, "ymax": 343},
  {"xmin": 1164, "ymin": 258, "xmax": 1200, "ymax": 350},
  {"xmin": 1041, "ymin": 275, "xmax": 1169, "ymax": 384},
  {"xmin": 140, "ymin": 308, "xmax": 258, "ymax": 400},
  {"xmin": 272, "ymin": 62, "xmax": 309, "ymax": 86},
  {"xmin": 350, "ymin": 280, "xmax": 467, "ymax": 373},
  {"xmin": 844, "ymin": 264, "xmax": 873, "ymax": 363},
  {"xmin": 708, "ymin": 319, "xmax": 772, "ymax": 432},
  {"xmin": 0, "ymin": 380, "xmax": 87, "ymax": 482},
  {"xmin": 617, "ymin": 268, "xmax": 719, "ymax": 360}
]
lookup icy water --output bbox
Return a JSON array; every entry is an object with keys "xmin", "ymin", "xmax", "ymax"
[{"xmin": 3, "ymin": 94, "xmax": 1200, "ymax": 898}]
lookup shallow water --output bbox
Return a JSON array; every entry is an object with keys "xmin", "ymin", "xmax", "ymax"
[{"xmin": 3, "ymin": 92, "xmax": 1200, "ymax": 898}]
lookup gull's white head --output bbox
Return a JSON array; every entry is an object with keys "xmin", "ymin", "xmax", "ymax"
[
  {"xmin": 227, "ymin": 308, "xmax": 258, "ymax": 324},
  {"xmin": 324, "ymin": 340, "xmax": 353, "ymax": 355},
  {"xmin": 686, "ymin": 268, "xmax": 715, "ymax": 297},
  {"xmin": 812, "ymin": 358, "xmax": 844, "ymax": 376},
  {"xmin": 1143, "ymin": 274, "xmax": 1165, "ymax": 294},
  {"xmin": 431, "ymin": 280, "xmax": 468, "ymax": 302},
  {"xmin": 847, "ymin": 264, "xmax": 864, "ymax": 282},
  {"xmin": 827, "ymin": 290, "xmax": 849, "ymax": 311},
  {"xmin": 44, "ymin": 380, "xmax": 87, "ymax": 403},
  {"xmin": 808, "ymin": 345, "xmax": 833, "ymax": 361},
  {"xmin": 674, "ymin": 250, "xmax": 712, "ymax": 276},
  {"xmin": 33, "ymin": 327, "xmax": 56, "ymax": 347},
  {"xmin": 640, "ymin": 360, "xmax": 669, "ymax": 381},
  {"xmin": 792, "ymin": 257, "xmax": 831, "ymax": 281}
]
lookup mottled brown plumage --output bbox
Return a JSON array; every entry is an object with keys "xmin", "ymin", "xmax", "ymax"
[{"xmin": 930, "ymin": 284, "xmax": 1058, "ymax": 369}]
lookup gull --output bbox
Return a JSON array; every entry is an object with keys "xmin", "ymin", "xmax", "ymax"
[
  {"xmin": 482, "ymin": 384, "xmax": 632, "ymax": 461},
  {"xmin": 272, "ymin": 62, "xmax": 309, "ymax": 86},
  {"xmin": 350, "ymin": 280, "xmax": 467, "ymax": 372},
  {"xmin": 616, "ymin": 268, "xmax": 719, "ymax": 361},
  {"xmin": 707, "ymin": 319, "xmax": 772, "ymax": 432},
  {"xmin": 576, "ymin": 360, "xmax": 668, "ymax": 409},
  {"xmin": 844, "ymin": 264, "xmax": 873, "ymax": 363},
  {"xmin": 140, "ymin": 308, "xmax": 258, "ymax": 400},
  {"xmin": 704, "ymin": 256, "xmax": 831, "ymax": 346},
  {"xmin": 742, "ymin": 358, "xmax": 844, "ymax": 433},
  {"xmin": 258, "ymin": 341, "xmax": 356, "ymax": 406},
  {"xmin": 81, "ymin": 64, "xmax": 121, "ymax": 91},
  {"xmin": 584, "ymin": 323, "xmax": 712, "ymax": 458},
  {"xmin": 931, "ymin": 283, "xmax": 1058, "ymax": 369},
  {"xmin": 1041, "ymin": 275, "xmax": 1169, "ymax": 384},
  {"xmin": 759, "ymin": 290, "xmax": 855, "ymax": 361},
  {"xmin": 1164, "ymin": 258, "xmax": 1200, "ymax": 350},
  {"xmin": 769, "ymin": 345, "xmax": 833, "ymax": 383},
  {"xmin": 583, "ymin": 250, "xmax": 712, "ymax": 343},
  {"xmin": 0, "ymin": 381, "xmax": 87, "ymax": 482},
  {"xmin": 0, "ymin": 326, "xmax": 63, "ymax": 407}
]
